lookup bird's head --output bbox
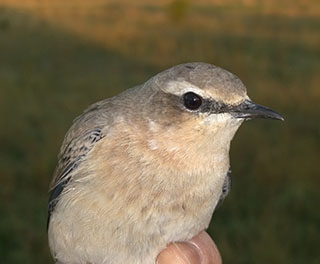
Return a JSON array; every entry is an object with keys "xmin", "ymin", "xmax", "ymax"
[
  {"xmin": 141, "ymin": 62, "xmax": 283, "ymax": 133},
  {"xmin": 125, "ymin": 62, "xmax": 283, "ymax": 171}
]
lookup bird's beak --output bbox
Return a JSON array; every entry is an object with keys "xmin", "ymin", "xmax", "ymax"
[{"xmin": 231, "ymin": 100, "xmax": 284, "ymax": 121}]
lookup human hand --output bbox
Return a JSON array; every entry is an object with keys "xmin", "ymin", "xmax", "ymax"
[{"xmin": 157, "ymin": 231, "xmax": 222, "ymax": 264}]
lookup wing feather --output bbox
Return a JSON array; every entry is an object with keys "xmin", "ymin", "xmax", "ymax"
[{"xmin": 47, "ymin": 127, "xmax": 105, "ymax": 228}]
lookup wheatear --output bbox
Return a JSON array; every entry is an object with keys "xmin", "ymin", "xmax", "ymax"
[{"xmin": 48, "ymin": 62, "xmax": 283, "ymax": 264}]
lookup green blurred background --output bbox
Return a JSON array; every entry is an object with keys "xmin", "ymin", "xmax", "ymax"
[{"xmin": 0, "ymin": 0, "xmax": 319, "ymax": 263}]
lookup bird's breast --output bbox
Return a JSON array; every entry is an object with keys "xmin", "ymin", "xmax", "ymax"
[{"xmin": 48, "ymin": 120, "xmax": 231, "ymax": 263}]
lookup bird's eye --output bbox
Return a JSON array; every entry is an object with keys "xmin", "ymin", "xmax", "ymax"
[{"xmin": 183, "ymin": 92, "xmax": 202, "ymax": 110}]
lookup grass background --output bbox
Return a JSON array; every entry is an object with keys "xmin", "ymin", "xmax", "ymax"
[{"xmin": 0, "ymin": 0, "xmax": 319, "ymax": 263}]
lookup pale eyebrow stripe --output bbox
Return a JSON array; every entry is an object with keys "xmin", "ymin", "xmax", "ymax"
[{"xmin": 164, "ymin": 80, "xmax": 209, "ymax": 99}]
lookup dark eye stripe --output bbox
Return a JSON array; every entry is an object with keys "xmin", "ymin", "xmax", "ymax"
[
  {"xmin": 199, "ymin": 99, "xmax": 234, "ymax": 114},
  {"xmin": 179, "ymin": 92, "xmax": 236, "ymax": 114}
]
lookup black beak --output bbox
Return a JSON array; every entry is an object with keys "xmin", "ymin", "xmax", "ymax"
[{"xmin": 232, "ymin": 100, "xmax": 284, "ymax": 121}]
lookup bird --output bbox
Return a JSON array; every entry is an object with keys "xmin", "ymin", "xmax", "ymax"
[{"xmin": 47, "ymin": 62, "xmax": 283, "ymax": 264}]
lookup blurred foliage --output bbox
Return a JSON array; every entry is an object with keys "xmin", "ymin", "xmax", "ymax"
[
  {"xmin": 167, "ymin": 0, "xmax": 190, "ymax": 22},
  {"xmin": 0, "ymin": 0, "xmax": 319, "ymax": 263}
]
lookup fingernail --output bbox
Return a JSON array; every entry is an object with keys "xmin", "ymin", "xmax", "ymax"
[
  {"xmin": 157, "ymin": 241, "xmax": 202, "ymax": 264},
  {"xmin": 190, "ymin": 232, "xmax": 222, "ymax": 264},
  {"xmin": 174, "ymin": 241, "xmax": 202, "ymax": 263},
  {"xmin": 185, "ymin": 240, "xmax": 204, "ymax": 262}
]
